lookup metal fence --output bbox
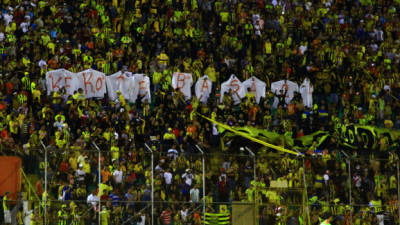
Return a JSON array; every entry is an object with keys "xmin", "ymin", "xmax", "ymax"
[{"xmin": 3, "ymin": 143, "xmax": 400, "ymax": 225}]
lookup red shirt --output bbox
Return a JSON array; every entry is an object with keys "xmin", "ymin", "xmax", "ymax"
[
  {"xmin": 127, "ymin": 172, "xmax": 137, "ymax": 183},
  {"xmin": 35, "ymin": 180, "xmax": 43, "ymax": 196},
  {"xmin": 1, "ymin": 129, "xmax": 8, "ymax": 139},
  {"xmin": 6, "ymin": 82, "xmax": 13, "ymax": 95},
  {"xmin": 173, "ymin": 128, "xmax": 180, "ymax": 138},
  {"xmin": 59, "ymin": 162, "xmax": 69, "ymax": 173},
  {"xmin": 160, "ymin": 210, "xmax": 172, "ymax": 225},
  {"xmin": 287, "ymin": 103, "xmax": 296, "ymax": 115}
]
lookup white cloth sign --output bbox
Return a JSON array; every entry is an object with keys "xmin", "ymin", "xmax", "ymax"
[
  {"xmin": 300, "ymin": 78, "xmax": 313, "ymax": 108},
  {"xmin": 132, "ymin": 74, "xmax": 151, "ymax": 103},
  {"xmin": 46, "ymin": 69, "xmax": 79, "ymax": 96},
  {"xmin": 47, "ymin": 69, "xmax": 107, "ymax": 98},
  {"xmin": 242, "ymin": 76, "xmax": 266, "ymax": 104},
  {"xmin": 46, "ymin": 68, "xmax": 268, "ymax": 106},
  {"xmin": 271, "ymin": 80, "xmax": 299, "ymax": 108},
  {"xmin": 172, "ymin": 72, "xmax": 193, "ymax": 100},
  {"xmin": 106, "ymin": 71, "xmax": 135, "ymax": 102},
  {"xmin": 76, "ymin": 69, "xmax": 107, "ymax": 98},
  {"xmin": 195, "ymin": 75, "xmax": 212, "ymax": 103},
  {"xmin": 220, "ymin": 75, "xmax": 246, "ymax": 105}
]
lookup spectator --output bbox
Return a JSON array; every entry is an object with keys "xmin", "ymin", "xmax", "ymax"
[
  {"xmin": 160, "ymin": 207, "xmax": 172, "ymax": 225},
  {"xmin": 190, "ymin": 184, "xmax": 200, "ymax": 203}
]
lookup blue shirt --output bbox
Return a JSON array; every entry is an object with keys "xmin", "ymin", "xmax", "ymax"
[{"xmin": 109, "ymin": 193, "xmax": 120, "ymax": 206}]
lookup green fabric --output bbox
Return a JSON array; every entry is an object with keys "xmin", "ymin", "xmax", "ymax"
[{"xmin": 222, "ymin": 124, "xmax": 400, "ymax": 151}]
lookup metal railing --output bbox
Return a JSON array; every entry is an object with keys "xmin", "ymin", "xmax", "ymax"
[{"xmin": 4, "ymin": 144, "xmax": 400, "ymax": 225}]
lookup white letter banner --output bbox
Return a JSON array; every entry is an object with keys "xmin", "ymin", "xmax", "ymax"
[
  {"xmin": 77, "ymin": 69, "xmax": 107, "ymax": 98},
  {"xmin": 300, "ymin": 78, "xmax": 313, "ymax": 109},
  {"xmin": 46, "ymin": 69, "xmax": 79, "ymax": 96},
  {"xmin": 195, "ymin": 75, "xmax": 212, "ymax": 103},
  {"xmin": 172, "ymin": 72, "xmax": 193, "ymax": 100},
  {"xmin": 132, "ymin": 74, "xmax": 151, "ymax": 103},
  {"xmin": 242, "ymin": 76, "xmax": 266, "ymax": 104},
  {"xmin": 106, "ymin": 71, "xmax": 135, "ymax": 101},
  {"xmin": 271, "ymin": 80, "xmax": 299, "ymax": 108},
  {"xmin": 220, "ymin": 74, "xmax": 245, "ymax": 105}
]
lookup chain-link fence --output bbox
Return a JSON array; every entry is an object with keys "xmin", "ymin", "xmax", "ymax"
[{"xmin": 3, "ymin": 145, "xmax": 400, "ymax": 225}]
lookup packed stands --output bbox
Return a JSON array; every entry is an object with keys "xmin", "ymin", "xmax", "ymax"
[{"xmin": 1, "ymin": 0, "xmax": 400, "ymax": 224}]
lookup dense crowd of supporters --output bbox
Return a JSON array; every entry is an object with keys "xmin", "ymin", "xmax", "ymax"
[{"xmin": 1, "ymin": 0, "xmax": 400, "ymax": 224}]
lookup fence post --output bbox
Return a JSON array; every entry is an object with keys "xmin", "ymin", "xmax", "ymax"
[
  {"xmin": 341, "ymin": 151, "xmax": 352, "ymax": 225},
  {"xmin": 397, "ymin": 160, "xmax": 400, "ymax": 223},
  {"xmin": 348, "ymin": 158, "xmax": 352, "ymax": 224},
  {"xmin": 145, "ymin": 143, "xmax": 154, "ymax": 225},
  {"xmin": 302, "ymin": 157, "xmax": 310, "ymax": 225},
  {"xmin": 40, "ymin": 141, "xmax": 47, "ymax": 225},
  {"xmin": 92, "ymin": 142, "xmax": 101, "ymax": 225},
  {"xmin": 244, "ymin": 147, "xmax": 256, "ymax": 225},
  {"xmin": 195, "ymin": 145, "xmax": 206, "ymax": 225},
  {"xmin": 244, "ymin": 147, "xmax": 256, "ymax": 181}
]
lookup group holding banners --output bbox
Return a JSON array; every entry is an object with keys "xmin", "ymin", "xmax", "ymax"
[
  {"xmin": 46, "ymin": 69, "xmax": 151, "ymax": 103},
  {"xmin": 46, "ymin": 69, "xmax": 313, "ymax": 108}
]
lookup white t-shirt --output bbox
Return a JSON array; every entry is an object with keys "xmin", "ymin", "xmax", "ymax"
[
  {"xmin": 182, "ymin": 173, "xmax": 194, "ymax": 186},
  {"xmin": 38, "ymin": 59, "xmax": 47, "ymax": 69},
  {"xmin": 137, "ymin": 215, "xmax": 146, "ymax": 225},
  {"xmin": 323, "ymin": 174, "xmax": 329, "ymax": 184},
  {"xmin": 3, "ymin": 13, "xmax": 13, "ymax": 26},
  {"xmin": 190, "ymin": 188, "xmax": 200, "ymax": 203},
  {"xmin": 113, "ymin": 170, "xmax": 123, "ymax": 183},
  {"xmin": 87, "ymin": 194, "xmax": 99, "ymax": 207},
  {"xmin": 20, "ymin": 22, "xmax": 30, "ymax": 33},
  {"xmin": 167, "ymin": 149, "xmax": 179, "ymax": 160},
  {"xmin": 164, "ymin": 172, "xmax": 172, "ymax": 185},
  {"xmin": 180, "ymin": 209, "xmax": 189, "ymax": 222},
  {"xmin": 299, "ymin": 45, "xmax": 307, "ymax": 55},
  {"xmin": 76, "ymin": 169, "xmax": 85, "ymax": 181}
]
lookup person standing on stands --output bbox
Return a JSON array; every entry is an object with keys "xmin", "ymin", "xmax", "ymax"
[
  {"xmin": 2, "ymin": 191, "xmax": 11, "ymax": 224},
  {"xmin": 275, "ymin": 88, "xmax": 287, "ymax": 108},
  {"xmin": 58, "ymin": 204, "xmax": 69, "ymax": 225}
]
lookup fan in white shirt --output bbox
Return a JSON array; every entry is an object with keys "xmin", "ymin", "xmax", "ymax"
[
  {"xmin": 180, "ymin": 206, "xmax": 189, "ymax": 222},
  {"xmin": 3, "ymin": 13, "xmax": 13, "ymax": 26},
  {"xmin": 182, "ymin": 169, "xmax": 194, "ymax": 186},
  {"xmin": 20, "ymin": 21, "xmax": 30, "ymax": 33},
  {"xmin": 38, "ymin": 59, "xmax": 47, "ymax": 69},
  {"xmin": 167, "ymin": 146, "xmax": 179, "ymax": 161},
  {"xmin": 75, "ymin": 164, "xmax": 85, "ymax": 181},
  {"xmin": 87, "ymin": 190, "xmax": 100, "ymax": 210},
  {"xmin": 0, "ymin": 32, "xmax": 4, "ymax": 42},
  {"xmin": 113, "ymin": 168, "xmax": 123, "ymax": 184},
  {"xmin": 164, "ymin": 170, "xmax": 173, "ymax": 185},
  {"xmin": 190, "ymin": 184, "xmax": 200, "ymax": 203}
]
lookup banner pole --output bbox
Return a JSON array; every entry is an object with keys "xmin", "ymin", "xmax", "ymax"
[
  {"xmin": 196, "ymin": 113, "xmax": 300, "ymax": 156},
  {"xmin": 41, "ymin": 141, "xmax": 47, "ymax": 225},
  {"xmin": 195, "ymin": 145, "xmax": 205, "ymax": 225}
]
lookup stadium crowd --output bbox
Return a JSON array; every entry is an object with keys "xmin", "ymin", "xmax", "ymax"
[{"xmin": 1, "ymin": 0, "xmax": 400, "ymax": 224}]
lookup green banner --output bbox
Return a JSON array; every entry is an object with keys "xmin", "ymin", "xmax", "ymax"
[
  {"xmin": 222, "ymin": 124, "xmax": 399, "ymax": 151},
  {"xmin": 337, "ymin": 124, "xmax": 400, "ymax": 150}
]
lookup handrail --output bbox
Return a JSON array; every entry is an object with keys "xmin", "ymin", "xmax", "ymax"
[
  {"xmin": 20, "ymin": 168, "xmax": 43, "ymax": 213},
  {"xmin": 121, "ymin": 205, "xmax": 150, "ymax": 225},
  {"xmin": 68, "ymin": 205, "xmax": 94, "ymax": 225}
]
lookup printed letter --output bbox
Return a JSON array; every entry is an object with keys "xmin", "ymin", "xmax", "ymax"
[
  {"xmin": 83, "ymin": 72, "xmax": 94, "ymax": 94},
  {"xmin": 177, "ymin": 73, "xmax": 186, "ymax": 89}
]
